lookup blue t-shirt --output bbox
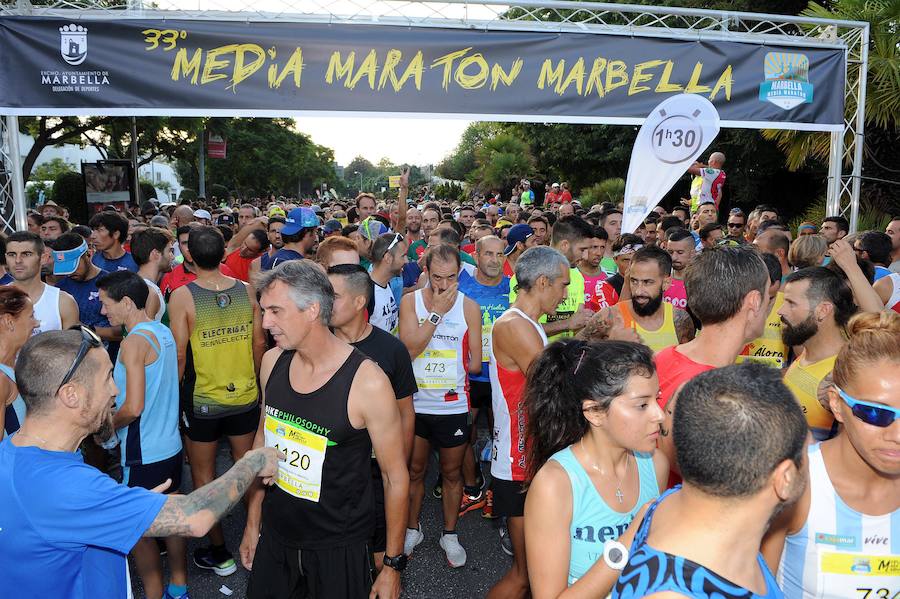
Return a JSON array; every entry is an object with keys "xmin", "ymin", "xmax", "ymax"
[
  {"xmin": 56, "ymin": 270, "xmax": 111, "ymax": 329},
  {"xmin": 457, "ymin": 270, "xmax": 510, "ymax": 382},
  {"xmin": 0, "ymin": 272, "xmax": 12, "ymax": 286},
  {"xmin": 92, "ymin": 251, "xmax": 138, "ymax": 273},
  {"xmin": 265, "ymin": 248, "xmax": 304, "ymax": 270},
  {"xmin": 0, "ymin": 437, "xmax": 166, "ymax": 598}
]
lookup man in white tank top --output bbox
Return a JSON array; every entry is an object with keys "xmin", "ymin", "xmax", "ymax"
[
  {"xmin": 762, "ymin": 342, "xmax": 900, "ymax": 599},
  {"xmin": 4, "ymin": 232, "xmax": 78, "ymax": 334},
  {"xmin": 399, "ymin": 245, "xmax": 482, "ymax": 569}
]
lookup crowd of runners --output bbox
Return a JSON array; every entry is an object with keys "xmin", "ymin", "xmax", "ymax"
[{"xmin": 0, "ymin": 158, "xmax": 898, "ymax": 599}]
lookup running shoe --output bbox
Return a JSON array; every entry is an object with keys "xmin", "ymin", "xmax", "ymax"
[
  {"xmin": 163, "ymin": 590, "xmax": 190, "ymax": 599},
  {"xmin": 458, "ymin": 489, "xmax": 486, "ymax": 517},
  {"xmin": 192, "ymin": 546, "xmax": 237, "ymax": 576},
  {"xmin": 439, "ymin": 533, "xmax": 467, "ymax": 568},
  {"xmin": 431, "ymin": 475, "xmax": 443, "ymax": 499},
  {"xmin": 404, "ymin": 526, "xmax": 424, "ymax": 556},
  {"xmin": 498, "ymin": 520, "xmax": 513, "ymax": 556},
  {"xmin": 481, "ymin": 488, "xmax": 496, "ymax": 519}
]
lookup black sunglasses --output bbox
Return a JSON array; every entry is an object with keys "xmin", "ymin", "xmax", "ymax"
[{"xmin": 56, "ymin": 325, "xmax": 103, "ymax": 394}]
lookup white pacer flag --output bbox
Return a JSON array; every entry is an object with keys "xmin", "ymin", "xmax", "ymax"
[{"xmin": 622, "ymin": 94, "xmax": 721, "ymax": 234}]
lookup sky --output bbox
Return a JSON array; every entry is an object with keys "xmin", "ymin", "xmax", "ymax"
[{"xmin": 294, "ymin": 116, "xmax": 473, "ymax": 168}]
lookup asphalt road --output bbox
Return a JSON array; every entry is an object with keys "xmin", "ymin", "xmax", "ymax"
[{"xmin": 132, "ymin": 433, "xmax": 511, "ymax": 599}]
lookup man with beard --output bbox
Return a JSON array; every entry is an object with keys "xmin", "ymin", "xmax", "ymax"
[
  {"xmin": 0, "ymin": 328, "xmax": 281, "ymax": 598},
  {"xmin": 614, "ymin": 364, "xmax": 807, "ymax": 599},
  {"xmin": 662, "ymin": 229, "xmax": 695, "ymax": 310},
  {"xmin": 615, "ymin": 246, "xmax": 695, "ymax": 352},
  {"xmin": 779, "ymin": 267, "xmax": 857, "ymax": 441},
  {"xmin": 132, "ymin": 227, "xmax": 175, "ymax": 321}
]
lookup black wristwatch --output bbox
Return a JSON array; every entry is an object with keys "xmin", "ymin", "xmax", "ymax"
[{"xmin": 382, "ymin": 553, "xmax": 408, "ymax": 572}]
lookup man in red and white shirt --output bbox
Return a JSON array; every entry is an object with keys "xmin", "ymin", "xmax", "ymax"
[{"xmin": 488, "ymin": 245, "xmax": 570, "ymax": 598}]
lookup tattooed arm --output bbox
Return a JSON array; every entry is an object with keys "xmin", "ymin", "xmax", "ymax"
[
  {"xmin": 673, "ymin": 308, "xmax": 696, "ymax": 344},
  {"xmin": 144, "ymin": 447, "xmax": 280, "ymax": 538}
]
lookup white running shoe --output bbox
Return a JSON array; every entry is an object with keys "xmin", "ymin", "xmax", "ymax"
[
  {"xmin": 439, "ymin": 533, "xmax": 467, "ymax": 568},
  {"xmin": 404, "ymin": 526, "xmax": 424, "ymax": 556}
]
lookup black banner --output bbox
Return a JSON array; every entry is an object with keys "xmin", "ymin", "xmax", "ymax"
[{"xmin": 0, "ymin": 17, "xmax": 844, "ymax": 129}]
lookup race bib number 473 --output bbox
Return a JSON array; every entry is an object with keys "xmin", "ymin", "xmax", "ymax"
[{"xmin": 264, "ymin": 415, "xmax": 327, "ymax": 503}]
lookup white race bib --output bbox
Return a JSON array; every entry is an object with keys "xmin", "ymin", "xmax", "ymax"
[
  {"xmin": 819, "ymin": 551, "xmax": 900, "ymax": 599},
  {"xmin": 264, "ymin": 415, "xmax": 328, "ymax": 503},
  {"xmin": 481, "ymin": 322, "xmax": 493, "ymax": 363},
  {"xmin": 414, "ymin": 349, "xmax": 457, "ymax": 389}
]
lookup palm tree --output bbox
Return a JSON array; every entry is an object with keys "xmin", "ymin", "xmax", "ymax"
[{"xmin": 762, "ymin": 0, "xmax": 900, "ymax": 171}]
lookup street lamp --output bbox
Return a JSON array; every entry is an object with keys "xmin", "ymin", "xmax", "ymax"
[{"xmin": 353, "ymin": 171, "xmax": 362, "ymax": 194}]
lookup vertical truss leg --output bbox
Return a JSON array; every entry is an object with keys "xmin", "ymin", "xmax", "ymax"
[
  {"xmin": 1, "ymin": 115, "xmax": 27, "ymax": 234},
  {"xmin": 847, "ymin": 26, "xmax": 868, "ymax": 234}
]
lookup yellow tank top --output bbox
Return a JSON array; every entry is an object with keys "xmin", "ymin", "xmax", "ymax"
[
  {"xmin": 618, "ymin": 301, "xmax": 678, "ymax": 353},
  {"xmin": 738, "ymin": 292, "xmax": 787, "ymax": 369},
  {"xmin": 187, "ymin": 280, "xmax": 258, "ymax": 418},
  {"xmin": 784, "ymin": 353, "xmax": 837, "ymax": 440}
]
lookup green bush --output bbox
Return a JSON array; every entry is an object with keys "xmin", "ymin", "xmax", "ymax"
[
  {"xmin": 209, "ymin": 183, "xmax": 229, "ymax": 201},
  {"xmin": 579, "ymin": 178, "xmax": 625, "ymax": 209},
  {"xmin": 53, "ymin": 171, "xmax": 87, "ymax": 223},
  {"xmin": 179, "ymin": 188, "xmax": 198, "ymax": 203}
]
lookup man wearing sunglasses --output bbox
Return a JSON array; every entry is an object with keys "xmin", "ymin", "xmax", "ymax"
[
  {"xmin": 763, "ymin": 311, "xmax": 900, "ymax": 599},
  {"xmin": 369, "ymin": 232, "xmax": 408, "ymax": 335},
  {"xmin": 0, "ymin": 327, "xmax": 281, "ymax": 599}
]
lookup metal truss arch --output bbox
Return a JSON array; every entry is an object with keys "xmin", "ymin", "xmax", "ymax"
[{"xmin": 0, "ymin": 0, "xmax": 868, "ymax": 232}]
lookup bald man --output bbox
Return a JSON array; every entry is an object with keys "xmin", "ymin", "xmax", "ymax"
[
  {"xmin": 688, "ymin": 151, "xmax": 726, "ymax": 212},
  {"xmin": 172, "ymin": 205, "xmax": 195, "ymax": 229}
]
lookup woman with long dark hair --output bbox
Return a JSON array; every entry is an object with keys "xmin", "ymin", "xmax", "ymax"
[
  {"xmin": 0, "ymin": 286, "xmax": 39, "ymax": 438},
  {"xmin": 524, "ymin": 339, "xmax": 669, "ymax": 598}
]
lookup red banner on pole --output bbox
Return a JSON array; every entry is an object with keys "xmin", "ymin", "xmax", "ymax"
[{"xmin": 207, "ymin": 133, "xmax": 227, "ymax": 159}]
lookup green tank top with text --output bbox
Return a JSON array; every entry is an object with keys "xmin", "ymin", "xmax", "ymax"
[{"xmin": 187, "ymin": 280, "xmax": 258, "ymax": 417}]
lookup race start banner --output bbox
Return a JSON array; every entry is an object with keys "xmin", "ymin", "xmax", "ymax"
[
  {"xmin": 622, "ymin": 95, "xmax": 720, "ymax": 234},
  {"xmin": 0, "ymin": 17, "xmax": 844, "ymax": 130}
]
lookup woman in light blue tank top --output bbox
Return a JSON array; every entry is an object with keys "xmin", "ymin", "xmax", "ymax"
[
  {"xmin": 523, "ymin": 340, "xmax": 668, "ymax": 598},
  {"xmin": 0, "ymin": 287, "xmax": 38, "ymax": 438}
]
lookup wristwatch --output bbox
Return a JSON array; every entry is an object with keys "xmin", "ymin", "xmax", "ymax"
[
  {"xmin": 427, "ymin": 311, "xmax": 442, "ymax": 326},
  {"xmin": 382, "ymin": 553, "xmax": 408, "ymax": 572}
]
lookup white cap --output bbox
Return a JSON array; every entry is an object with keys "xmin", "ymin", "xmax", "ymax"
[
  {"xmin": 193, "ymin": 209, "xmax": 212, "ymax": 221},
  {"xmin": 552, "ymin": 182, "xmax": 560, "ymax": 188}
]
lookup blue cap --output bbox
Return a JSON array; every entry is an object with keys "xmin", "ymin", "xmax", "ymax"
[
  {"xmin": 359, "ymin": 217, "xmax": 389, "ymax": 240},
  {"xmin": 322, "ymin": 219, "xmax": 342, "ymax": 234},
  {"xmin": 504, "ymin": 224, "xmax": 534, "ymax": 256},
  {"xmin": 52, "ymin": 238, "xmax": 88, "ymax": 275},
  {"xmin": 281, "ymin": 207, "xmax": 319, "ymax": 235}
]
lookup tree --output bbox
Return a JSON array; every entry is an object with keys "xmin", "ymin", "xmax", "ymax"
[
  {"xmin": 436, "ymin": 122, "xmax": 502, "ymax": 181},
  {"xmin": 19, "ymin": 117, "xmax": 113, "ymax": 181},
  {"xmin": 472, "ymin": 133, "xmax": 534, "ymax": 200},
  {"xmin": 580, "ymin": 178, "xmax": 625, "ymax": 209},
  {"xmin": 30, "ymin": 157, "xmax": 76, "ymax": 183}
]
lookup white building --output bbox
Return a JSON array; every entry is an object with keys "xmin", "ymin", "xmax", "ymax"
[{"xmin": 18, "ymin": 132, "xmax": 183, "ymax": 202}]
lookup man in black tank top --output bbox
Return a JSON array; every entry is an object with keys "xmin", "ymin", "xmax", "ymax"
[{"xmin": 242, "ymin": 260, "xmax": 409, "ymax": 599}]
